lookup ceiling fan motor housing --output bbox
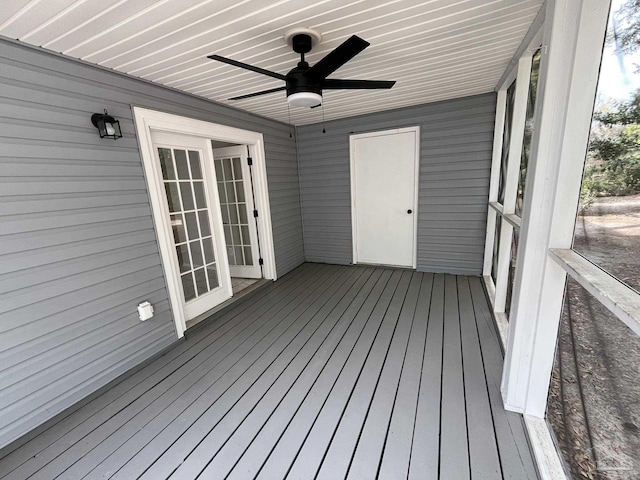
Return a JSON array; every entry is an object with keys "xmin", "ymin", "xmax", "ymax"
[{"xmin": 286, "ymin": 63, "xmax": 322, "ymax": 97}]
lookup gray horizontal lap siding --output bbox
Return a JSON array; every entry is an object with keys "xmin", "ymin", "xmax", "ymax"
[
  {"xmin": 0, "ymin": 38, "xmax": 303, "ymax": 448},
  {"xmin": 297, "ymin": 93, "xmax": 495, "ymax": 275}
]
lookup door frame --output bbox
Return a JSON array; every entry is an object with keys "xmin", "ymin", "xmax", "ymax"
[
  {"xmin": 349, "ymin": 126, "xmax": 420, "ymax": 269},
  {"xmin": 132, "ymin": 107, "xmax": 277, "ymax": 338}
]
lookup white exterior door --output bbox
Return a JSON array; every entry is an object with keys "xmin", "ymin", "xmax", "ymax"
[
  {"xmin": 213, "ymin": 146, "xmax": 262, "ymax": 279},
  {"xmin": 350, "ymin": 127, "xmax": 419, "ymax": 268},
  {"xmin": 150, "ymin": 130, "xmax": 233, "ymax": 320}
]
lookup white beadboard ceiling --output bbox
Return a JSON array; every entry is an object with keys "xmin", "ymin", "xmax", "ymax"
[{"xmin": 0, "ymin": 0, "xmax": 543, "ymax": 125}]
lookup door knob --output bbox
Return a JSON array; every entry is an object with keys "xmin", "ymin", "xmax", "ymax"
[{"xmin": 407, "ymin": 209, "xmax": 413, "ymax": 214}]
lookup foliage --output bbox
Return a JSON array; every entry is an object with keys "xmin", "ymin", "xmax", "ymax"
[
  {"xmin": 612, "ymin": 0, "xmax": 640, "ymax": 54},
  {"xmin": 579, "ymin": 1, "xmax": 640, "ymax": 211}
]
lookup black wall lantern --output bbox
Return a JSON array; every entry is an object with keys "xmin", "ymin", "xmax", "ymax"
[{"xmin": 91, "ymin": 109, "xmax": 122, "ymax": 139}]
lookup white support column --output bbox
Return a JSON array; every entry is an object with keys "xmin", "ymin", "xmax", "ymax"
[{"xmin": 501, "ymin": 0, "xmax": 611, "ymax": 416}]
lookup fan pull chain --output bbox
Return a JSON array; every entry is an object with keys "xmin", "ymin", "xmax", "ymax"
[
  {"xmin": 287, "ymin": 103, "xmax": 293, "ymax": 138},
  {"xmin": 322, "ymin": 102, "xmax": 326, "ymax": 134}
]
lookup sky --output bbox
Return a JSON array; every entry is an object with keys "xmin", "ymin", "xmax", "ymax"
[{"xmin": 596, "ymin": 0, "xmax": 640, "ymax": 104}]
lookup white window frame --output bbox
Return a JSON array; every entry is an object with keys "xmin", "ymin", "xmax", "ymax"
[
  {"xmin": 483, "ymin": 23, "xmax": 544, "ymax": 347},
  {"xmin": 132, "ymin": 107, "xmax": 277, "ymax": 338}
]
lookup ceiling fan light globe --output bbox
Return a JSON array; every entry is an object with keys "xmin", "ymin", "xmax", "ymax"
[{"xmin": 287, "ymin": 92, "xmax": 322, "ymax": 107}]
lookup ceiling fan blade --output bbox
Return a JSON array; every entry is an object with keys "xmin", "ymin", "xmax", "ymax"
[
  {"xmin": 305, "ymin": 35, "xmax": 369, "ymax": 81},
  {"xmin": 208, "ymin": 54, "xmax": 286, "ymax": 81},
  {"xmin": 322, "ymin": 79, "xmax": 396, "ymax": 89},
  {"xmin": 229, "ymin": 86, "xmax": 287, "ymax": 101}
]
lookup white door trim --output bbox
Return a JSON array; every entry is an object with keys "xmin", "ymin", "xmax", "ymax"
[
  {"xmin": 349, "ymin": 126, "xmax": 420, "ymax": 269},
  {"xmin": 132, "ymin": 107, "xmax": 277, "ymax": 338}
]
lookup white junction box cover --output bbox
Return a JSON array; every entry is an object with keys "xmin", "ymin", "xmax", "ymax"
[{"xmin": 138, "ymin": 301, "xmax": 154, "ymax": 321}]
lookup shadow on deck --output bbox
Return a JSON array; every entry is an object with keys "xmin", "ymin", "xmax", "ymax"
[{"xmin": 0, "ymin": 263, "xmax": 538, "ymax": 479}]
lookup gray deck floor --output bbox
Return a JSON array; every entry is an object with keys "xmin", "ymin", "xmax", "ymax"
[{"xmin": 0, "ymin": 263, "xmax": 538, "ymax": 480}]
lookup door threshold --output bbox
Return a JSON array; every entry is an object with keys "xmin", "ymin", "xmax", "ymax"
[{"xmin": 185, "ymin": 279, "xmax": 271, "ymax": 331}]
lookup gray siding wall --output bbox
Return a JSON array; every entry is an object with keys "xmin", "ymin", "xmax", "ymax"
[
  {"xmin": 297, "ymin": 93, "xmax": 495, "ymax": 275},
  {"xmin": 0, "ymin": 38, "xmax": 303, "ymax": 448}
]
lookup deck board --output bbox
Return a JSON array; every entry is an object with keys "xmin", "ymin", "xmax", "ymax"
[{"xmin": 0, "ymin": 264, "xmax": 538, "ymax": 480}]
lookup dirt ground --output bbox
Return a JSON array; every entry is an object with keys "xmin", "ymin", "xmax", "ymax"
[{"xmin": 547, "ymin": 194, "xmax": 640, "ymax": 479}]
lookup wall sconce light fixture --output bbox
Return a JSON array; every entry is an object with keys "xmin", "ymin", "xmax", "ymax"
[{"xmin": 91, "ymin": 109, "xmax": 122, "ymax": 139}]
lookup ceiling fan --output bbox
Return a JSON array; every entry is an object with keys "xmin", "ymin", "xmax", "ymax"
[{"xmin": 207, "ymin": 28, "xmax": 396, "ymax": 108}]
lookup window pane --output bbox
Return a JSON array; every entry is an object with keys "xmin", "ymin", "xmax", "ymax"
[
  {"xmin": 174, "ymin": 149, "xmax": 190, "ymax": 179},
  {"xmin": 515, "ymin": 49, "xmax": 542, "ymax": 217},
  {"xmin": 194, "ymin": 267, "xmax": 208, "ymax": 296},
  {"xmin": 188, "ymin": 151, "xmax": 202, "ymax": 179},
  {"xmin": 229, "ymin": 204, "xmax": 239, "ymax": 225},
  {"xmin": 226, "ymin": 182, "xmax": 237, "ymax": 203},
  {"xmin": 181, "ymin": 273, "xmax": 196, "ymax": 301},
  {"xmin": 165, "ymin": 183, "xmax": 181, "ymax": 213},
  {"xmin": 232, "ymin": 157, "xmax": 243, "ymax": 179},
  {"xmin": 236, "ymin": 181, "xmax": 246, "ymax": 202},
  {"xmin": 214, "ymin": 159, "xmax": 223, "ymax": 181},
  {"xmin": 574, "ymin": 1, "xmax": 640, "ymax": 293},
  {"xmin": 498, "ymin": 81, "xmax": 517, "ymax": 205},
  {"xmin": 171, "ymin": 214, "xmax": 187, "ymax": 244},
  {"xmin": 193, "ymin": 182, "xmax": 207, "ymax": 209},
  {"xmin": 158, "ymin": 148, "xmax": 175, "ymax": 180},
  {"xmin": 190, "ymin": 241, "xmax": 203, "ymax": 268},
  {"xmin": 243, "ymin": 246, "xmax": 253, "ymax": 265},
  {"xmin": 223, "ymin": 158, "xmax": 233, "ymax": 181},
  {"xmin": 547, "ymin": 277, "xmax": 640, "ymax": 478},
  {"xmin": 179, "ymin": 182, "xmax": 194, "ymax": 211},
  {"xmin": 176, "ymin": 244, "xmax": 191, "ymax": 273},
  {"xmin": 238, "ymin": 204, "xmax": 248, "ymax": 224},
  {"xmin": 221, "ymin": 204, "xmax": 230, "ymax": 224},
  {"xmin": 198, "ymin": 210, "xmax": 211, "ymax": 237},
  {"xmin": 207, "ymin": 264, "xmax": 219, "ymax": 289},
  {"xmin": 235, "ymin": 246, "xmax": 245, "ymax": 265},
  {"xmin": 227, "ymin": 244, "xmax": 236, "ymax": 266},
  {"xmin": 202, "ymin": 237, "xmax": 215, "ymax": 264},
  {"xmin": 217, "ymin": 182, "xmax": 226, "ymax": 205},
  {"xmin": 185, "ymin": 212, "xmax": 199, "ymax": 240}
]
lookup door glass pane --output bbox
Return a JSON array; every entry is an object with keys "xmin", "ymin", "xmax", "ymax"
[
  {"xmin": 165, "ymin": 183, "xmax": 180, "ymax": 213},
  {"xmin": 215, "ymin": 156, "xmax": 255, "ymax": 267},
  {"xmin": 179, "ymin": 182, "xmax": 195, "ymax": 211},
  {"xmin": 171, "ymin": 214, "xmax": 187, "ymax": 243},
  {"xmin": 207, "ymin": 264, "xmax": 219, "ymax": 289},
  {"xmin": 181, "ymin": 273, "xmax": 196, "ymax": 301},
  {"xmin": 515, "ymin": 49, "xmax": 542, "ymax": 217},
  {"xmin": 198, "ymin": 211, "xmax": 211, "ymax": 237},
  {"xmin": 159, "ymin": 148, "xmax": 175, "ymax": 180},
  {"xmin": 184, "ymin": 212, "xmax": 199, "ymax": 240},
  {"xmin": 175, "ymin": 149, "xmax": 190, "ymax": 179},
  {"xmin": 573, "ymin": 0, "xmax": 640, "ymax": 293},
  {"xmin": 188, "ymin": 151, "xmax": 202, "ymax": 179},
  {"xmin": 193, "ymin": 182, "xmax": 207, "ymax": 209},
  {"xmin": 158, "ymin": 147, "xmax": 220, "ymax": 301},
  {"xmin": 498, "ymin": 81, "xmax": 517, "ymax": 205},
  {"xmin": 194, "ymin": 268, "xmax": 208, "ymax": 295}
]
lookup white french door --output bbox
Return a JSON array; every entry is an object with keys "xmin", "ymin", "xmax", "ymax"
[
  {"xmin": 213, "ymin": 146, "xmax": 262, "ymax": 279},
  {"xmin": 350, "ymin": 127, "xmax": 420, "ymax": 268},
  {"xmin": 150, "ymin": 130, "xmax": 232, "ymax": 320}
]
